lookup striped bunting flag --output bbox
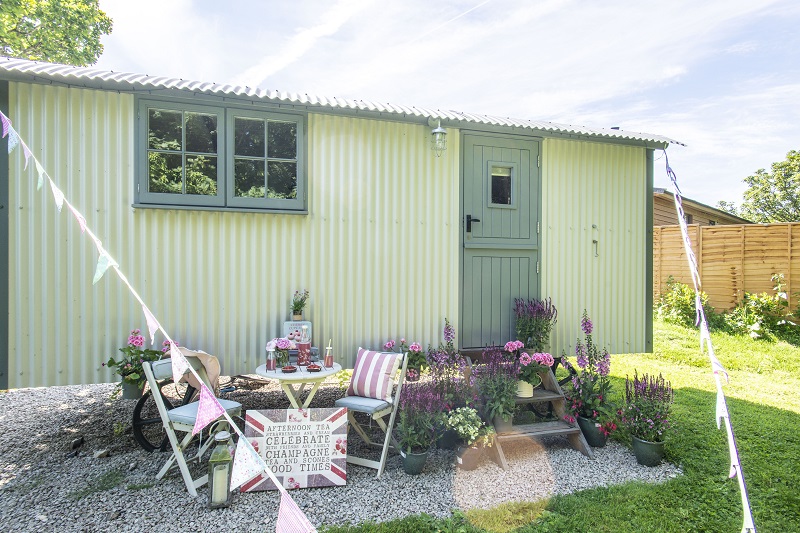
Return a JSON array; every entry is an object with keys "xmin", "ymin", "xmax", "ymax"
[{"xmin": 276, "ymin": 490, "xmax": 317, "ymax": 533}]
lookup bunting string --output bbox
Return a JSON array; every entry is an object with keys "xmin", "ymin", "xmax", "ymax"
[
  {"xmin": 2, "ymin": 111, "xmax": 315, "ymax": 532},
  {"xmin": 665, "ymin": 152, "xmax": 756, "ymax": 533}
]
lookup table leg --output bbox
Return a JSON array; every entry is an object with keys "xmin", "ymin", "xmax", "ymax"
[
  {"xmin": 280, "ymin": 383, "xmax": 309, "ymax": 409},
  {"xmin": 300, "ymin": 382, "xmax": 323, "ymax": 408}
]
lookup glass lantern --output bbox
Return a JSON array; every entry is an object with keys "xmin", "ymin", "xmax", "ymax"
[{"xmin": 208, "ymin": 431, "xmax": 233, "ymax": 508}]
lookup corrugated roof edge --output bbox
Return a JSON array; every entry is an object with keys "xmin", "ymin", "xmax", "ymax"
[{"xmin": 0, "ymin": 56, "xmax": 684, "ymax": 147}]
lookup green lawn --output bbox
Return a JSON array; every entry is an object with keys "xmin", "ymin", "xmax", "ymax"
[{"xmin": 322, "ymin": 320, "xmax": 800, "ymax": 533}]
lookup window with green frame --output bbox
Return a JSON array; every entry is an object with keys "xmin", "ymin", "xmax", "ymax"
[{"xmin": 137, "ymin": 99, "xmax": 306, "ymax": 211}]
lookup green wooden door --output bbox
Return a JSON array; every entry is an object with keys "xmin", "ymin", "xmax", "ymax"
[{"xmin": 461, "ymin": 134, "xmax": 540, "ymax": 349}]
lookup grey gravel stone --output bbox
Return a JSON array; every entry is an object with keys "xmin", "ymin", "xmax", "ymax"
[{"xmin": 0, "ymin": 378, "xmax": 681, "ymax": 532}]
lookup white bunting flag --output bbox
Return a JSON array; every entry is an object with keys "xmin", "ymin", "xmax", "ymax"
[
  {"xmin": 230, "ymin": 438, "xmax": 265, "ymax": 491},
  {"xmin": 35, "ymin": 160, "xmax": 45, "ymax": 191},
  {"xmin": 170, "ymin": 343, "xmax": 190, "ymax": 385},
  {"xmin": 277, "ymin": 491, "xmax": 318, "ymax": 533},
  {"xmin": 192, "ymin": 383, "xmax": 225, "ymax": 436},
  {"xmin": 22, "ymin": 142, "xmax": 31, "ymax": 169},
  {"xmin": 142, "ymin": 305, "xmax": 160, "ymax": 345},
  {"xmin": 67, "ymin": 204, "xmax": 87, "ymax": 233},
  {"xmin": 92, "ymin": 251, "xmax": 118, "ymax": 285},
  {"xmin": 7, "ymin": 127, "xmax": 19, "ymax": 153},
  {"xmin": 48, "ymin": 178, "xmax": 65, "ymax": 212}
]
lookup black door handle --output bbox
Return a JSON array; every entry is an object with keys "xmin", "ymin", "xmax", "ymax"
[{"xmin": 466, "ymin": 214, "xmax": 481, "ymax": 232}]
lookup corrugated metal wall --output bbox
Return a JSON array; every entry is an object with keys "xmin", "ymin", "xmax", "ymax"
[
  {"xmin": 8, "ymin": 82, "xmax": 460, "ymax": 388},
  {"xmin": 541, "ymin": 139, "xmax": 647, "ymax": 356}
]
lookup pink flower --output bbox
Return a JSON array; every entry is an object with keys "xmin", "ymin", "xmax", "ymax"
[
  {"xmin": 409, "ymin": 342, "xmax": 422, "ymax": 352},
  {"xmin": 519, "ymin": 352, "xmax": 533, "ymax": 366},
  {"xmin": 384, "ymin": 340, "xmax": 396, "ymax": 350},
  {"xmin": 504, "ymin": 340, "xmax": 524, "ymax": 353}
]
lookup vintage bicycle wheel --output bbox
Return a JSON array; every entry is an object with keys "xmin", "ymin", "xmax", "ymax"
[{"xmin": 132, "ymin": 380, "xmax": 196, "ymax": 452}]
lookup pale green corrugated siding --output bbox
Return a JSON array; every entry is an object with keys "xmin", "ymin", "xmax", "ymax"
[
  {"xmin": 541, "ymin": 139, "xmax": 646, "ymax": 356},
  {"xmin": 8, "ymin": 82, "xmax": 460, "ymax": 388}
]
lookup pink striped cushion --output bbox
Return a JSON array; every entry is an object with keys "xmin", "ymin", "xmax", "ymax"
[{"xmin": 346, "ymin": 348, "xmax": 403, "ymax": 402}]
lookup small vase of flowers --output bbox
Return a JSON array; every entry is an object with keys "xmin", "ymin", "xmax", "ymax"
[
  {"xmin": 103, "ymin": 329, "xmax": 163, "ymax": 399},
  {"xmin": 291, "ymin": 289, "xmax": 309, "ymax": 320},
  {"xmin": 396, "ymin": 382, "xmax": 442, "ymax": 475},
  {"xmin": 475, "ymin": 346, "xmax": 519, "ymax": 433},
  {"xmin": 267, "ymin": 337, "xmax": 297, "ymax": 368}
]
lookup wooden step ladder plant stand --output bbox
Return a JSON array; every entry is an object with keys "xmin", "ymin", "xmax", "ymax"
[{"xmin": 487, "ymin": 369, "xmax": 594, "ymax": 469}]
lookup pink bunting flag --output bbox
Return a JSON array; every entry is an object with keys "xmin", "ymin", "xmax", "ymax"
[
  {"xmin": 277, "ymin": 491, "xmax": 318, "ymax": 533},
  {"xmin": 67, "ymin": 204, "xmax": 87, "ymax": 233},
  {"xmin": 0, "ymin": 112, "xmax": 9, "ymax": 137},
  {"xmin": 170, "ymin": 343, "xmax": 190, "ymax": 385},
  {"xmin": 230, "ymin": 438, "xmax": 265, "ymax": 491},
  {"xmin": 142, "ymin": 305, "xmax": 160, "ymax": 345},
  {"xmin": 48, "ymin": 178, "xmax": 65, "ymax": 212},
  {"xmin": 92, "ymin": 251, "xmax": 118, "ymax": 285},
  {"xmin": 192, "ymin": 383, "xmax": 226, "ymax": 436},
  {"xmin": 35, "ymin": 161, "xmax": 45, "ymax": 191}
]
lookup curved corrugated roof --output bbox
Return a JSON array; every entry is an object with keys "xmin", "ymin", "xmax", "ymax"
[{"xmin": 0, "ymin": 56, "xmax": 683, "ymax": 146}]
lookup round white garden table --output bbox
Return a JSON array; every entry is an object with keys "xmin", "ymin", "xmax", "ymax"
[{"xmin": 254, "ymin": 363, "xmax": 342, "ymax": 409}]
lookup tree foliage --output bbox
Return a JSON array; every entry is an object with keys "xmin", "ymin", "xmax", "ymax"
[
  {"xmin": 717, "ymin": 149, "xmax": 800, "ymax": 223},
  {"xmin": 0, "ymin": 0, "xmax": 112, "ymax": 66}
]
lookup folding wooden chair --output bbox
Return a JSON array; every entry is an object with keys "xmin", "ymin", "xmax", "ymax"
[
  {"xmin": 142, "ymin": 355, "xmax": 241, "ymax": 496},
  {"xmin": 334, "ymin": 348, "xmax": 408, "ymax": 477}
]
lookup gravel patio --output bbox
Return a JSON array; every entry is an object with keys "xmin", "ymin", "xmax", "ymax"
[{"xmin": 0, "ymin": 378, "xmax": 681, "ymax": 532}]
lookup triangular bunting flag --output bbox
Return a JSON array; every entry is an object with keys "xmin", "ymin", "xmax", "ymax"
[
  {"xmin": 92, "ymin": 251, "xmax": 118, "ymax": 285},
  {"xmin": 142, "ymin": 305, "xmax": 160, "ymax": 345},
  {"xmin": 0, "ymin": 112, "xmax": 9, "ymax": 137},
  {"xmin": 277, "ymin": 491, "xmax": 318, "ymax": 533},
  {"xmin": 48, "ymin": 178, "xmax": 65, "ymax": 212},
  {"xmin": 7, "ymin": 127, "xmax": 19, "ymax": 153},
  {"xmin": 170, "ymin": 343, "xmax": 190, "ymax": 385},
  {"xmin": 67, "ymin": 204, "xmax": 87, "ymax": 233},
  {"xmin": 192, "ymin": 383, "xmax": 226, "ymax": 436},
  {"xmin": 35, "ymin": 161, "xmax": 45, "ymax": 190},
  {"xmin": 22, "ymin": 142, "xmax": 32, "ymax": 169},
  {"xmin": 230, "ymin": 438, "xmax": 265, "ymax": 491}
]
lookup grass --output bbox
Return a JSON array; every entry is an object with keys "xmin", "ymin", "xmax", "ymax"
[{"xmin": 321, "ymin": 319, "xmax": 800, "ymax": 533}]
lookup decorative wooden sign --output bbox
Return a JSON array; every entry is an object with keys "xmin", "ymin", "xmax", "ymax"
[{"xmin": 241, "ymin": 408, "xmax": 347, "ymax": 491}]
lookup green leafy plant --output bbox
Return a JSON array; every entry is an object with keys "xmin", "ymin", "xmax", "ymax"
[
  {"xmin": 291, "ymin": 289, "xmax": 309, "ymax": 314},
  {"xmin": 427, "ymin": 319, "xmax": 475, "ymax": 411},
  {"xmin": 444, "ymin": 407, "xmax": 495, "ymax": 448},
  {"xmin": 619, "ymin": 371, "xmax": 674, "ymax": 443},
  {"xmin": 724, "ymin": 273, "xmax": 798, "ymax": 342},
  {"xmin": 475, "ymin": 346, "xmax": 518, "ymax": 422},
  {"xmin": 102, "ymin": 329, "xmax": 162, "ymax": 390},
  {"xmin": 514, "ymin": 297, "xmax": 558, "ymax": 352}
]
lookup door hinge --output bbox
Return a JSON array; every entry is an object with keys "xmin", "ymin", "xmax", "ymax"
[
  {"xmin": 537, "ymin": 221, "xmax": 540, "ymax": 234},
  {"xmin": 537, "ymin": 155, "xmax": 541, "ymax": 168},
  {"xmin": 536, "ymin": 261, "xmax": 540, "ymax": 274}
]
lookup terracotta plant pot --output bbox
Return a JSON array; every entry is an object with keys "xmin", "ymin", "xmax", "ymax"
[
  {"xmin": 577, "ymin": 415, "xmax": 607, "ymax": 447},
  {"xmin": 456, "ymin": 445, "xmax": 482, "ymax": 470},
  {"xmin": 632, "ymin": 436, "xmax": 666, "ymax": 466}
]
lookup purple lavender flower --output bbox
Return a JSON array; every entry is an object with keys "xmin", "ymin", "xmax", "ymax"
[
  {"xmin": 443, "ymin": 319, "xmax": 455, "ymax": 343},
  {"xmin": 595, "ymin": 350, "xmax": 610, "ymax": 377},
  {"xmin": 581, "ymin": 311, "xmax": 593, "ymax": 335}
]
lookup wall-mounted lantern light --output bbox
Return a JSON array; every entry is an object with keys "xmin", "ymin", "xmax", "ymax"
[{"xmin": 428, "ymin": 117, "xmax": 447, "ymax": 157}]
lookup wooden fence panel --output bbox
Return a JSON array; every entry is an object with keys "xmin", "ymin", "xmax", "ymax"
[{"xmin": 654, "ymin": 222, "xmax": 800, "ymax": 311}]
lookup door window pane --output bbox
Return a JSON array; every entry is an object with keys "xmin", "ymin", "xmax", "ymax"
[{"xmin": 491, "ymin": 166, "xmax": 512, "ymax": 205}]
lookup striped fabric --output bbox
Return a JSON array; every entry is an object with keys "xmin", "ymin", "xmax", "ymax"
[{"xmin": 346, "ymin": 348, "xmax": 402, "ymax": 402}]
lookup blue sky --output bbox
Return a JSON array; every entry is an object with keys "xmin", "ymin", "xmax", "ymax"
[{"xmin": 95, "ymin": 0, "xmax": 800, "ymax": 207}]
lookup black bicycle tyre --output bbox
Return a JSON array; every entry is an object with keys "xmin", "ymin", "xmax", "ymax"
[{"xmin": 132, "ymin": 382, "xmax": 197, "ymax": 452}]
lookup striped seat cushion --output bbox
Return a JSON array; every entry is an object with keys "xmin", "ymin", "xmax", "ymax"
[{"xmin": 346, "ymin": 348, "xmax": 402, "ymax": 402}]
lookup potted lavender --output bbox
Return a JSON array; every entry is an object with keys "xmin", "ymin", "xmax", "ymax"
[
  {"xmin": 620, "ymin": 371, "xmax": 674, "ymax": 466},
  {"xmin": 514, "ymin": 297, "xmax": 558, "ymax": 353},
  {"xmin": 395, "ymin": 381, "xmax": 443, "ymax": 475}
]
